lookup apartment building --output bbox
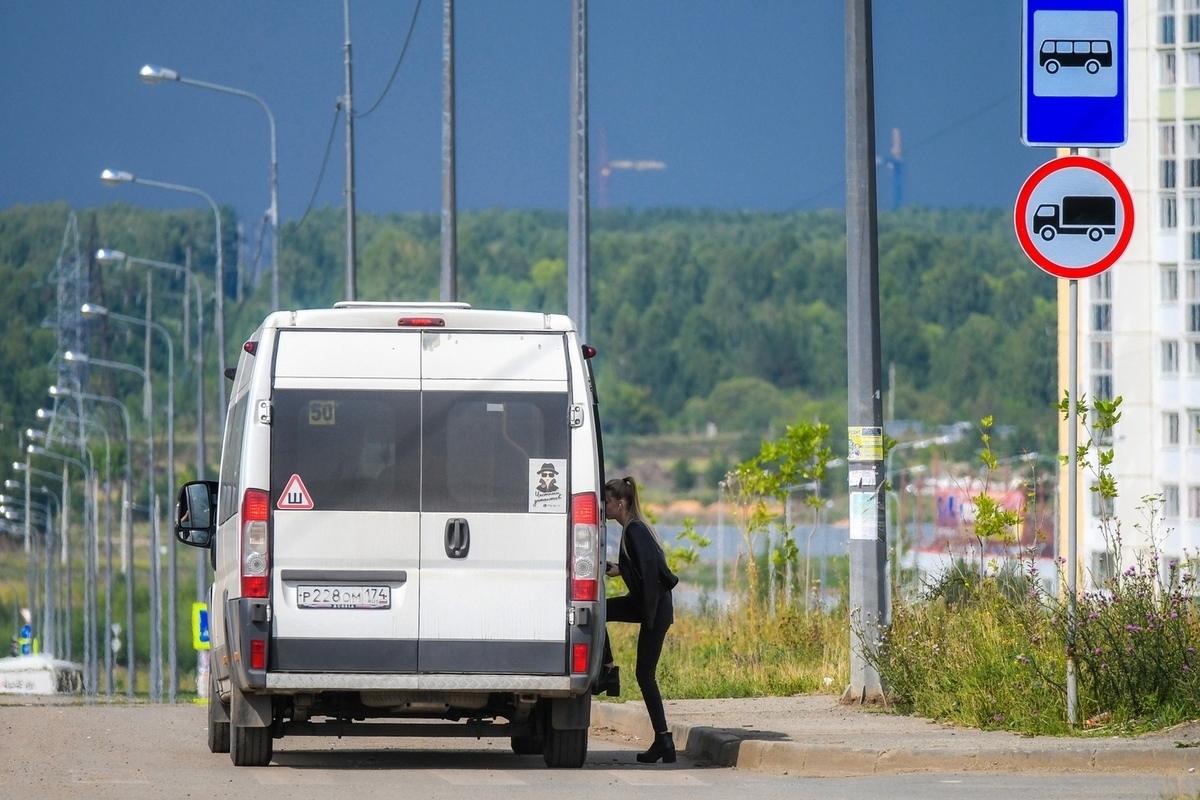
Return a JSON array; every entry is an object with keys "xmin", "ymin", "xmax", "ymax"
[{"xmin": 1065, "ymin": 0, "xmax": 1200, "ymax": 584}]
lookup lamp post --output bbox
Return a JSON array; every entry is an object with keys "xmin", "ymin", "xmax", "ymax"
[
  {"xmin": 99, "ymin": 169, "xmax": 226, "ymax": 426},
  {"xmin": 27, "ymin": 443, "xmax": 95, "ymax": 692},
  {"xmin": 65, "ymin": 349, "xmax": 162, "ymax": 702},
  {"xmin": 80, "ymin": 303, "xmax": 179, "ymax": 702},
  {"xmin": 139, "ymin": 65, "xmax": 279, "ymax": 312},
  {"xmin": 12, "ymin": 461, "xmax": 65, "ymax": 660},
  {"xmin": 33, "ymin": 417, "xmax": 110, "ymax": 697},
  {"xmin": 50, "ymin": 387, "xmax": 133, "ymax": 697},
  {"xmin": 4, "ymin": 481, "xmax": 60, "ymax": 644},
  {"xmin": 96, "ymin": 249, "xmax": 205, "ymax": 484}
]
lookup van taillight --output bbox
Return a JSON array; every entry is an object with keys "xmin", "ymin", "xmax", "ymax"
[
  {"xmin": 572, "ymin": 643, "xmax": 589, "ymax": 673},
  {"xmin": 241, "ymin": 488, "xmax": 270, "ymax": 598},
  {"xmin": 571, "ymin": 493, "xmax": 598, "ymax": 601},
  {"xmin": 250, "ymin": 639, "xmax": 266, "ymax": 670}
]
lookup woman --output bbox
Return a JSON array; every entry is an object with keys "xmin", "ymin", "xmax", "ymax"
[{"xmin": 594, "ymin": 475, "xmax": 679, "ymax": 764}]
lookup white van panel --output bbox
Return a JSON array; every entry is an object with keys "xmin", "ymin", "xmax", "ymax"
[
  {"xmin": 271, "ymin": 511, "xmax": 420, "ymax": 643},
  {"xmin": 272, "ymin": 377, "xmax": 421, "ymax": 391},
  {"xmin": 422, "ymin": 332, "xmax": 567, "ymax": 381},
  {"xmin": 275, "ymin": 330, "xmax": 422, "ymax": 380},
  {"xmin": 418, "ymin": 513, "xmax": 567, "ymax": 642}
]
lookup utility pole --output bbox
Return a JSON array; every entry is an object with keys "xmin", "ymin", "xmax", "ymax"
[
  {"xmin": 843, "ymin": 0, "xmax": 887, "ymax": 704},
  {"xmin": 441, "ymin": 0, "xmax": 458, "ymax": 301},
  {"xmin": 567, "ymin": 0, "xmax": 590, "ymax": 341},
  {"xmin": 343, "ymin": 0, "xmax": 358, "ymax": 301}
]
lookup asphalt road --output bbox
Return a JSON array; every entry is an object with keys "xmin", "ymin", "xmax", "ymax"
[{"xmin": 1, "ymin": 703, "xmax": 1197, "ymax": 800}]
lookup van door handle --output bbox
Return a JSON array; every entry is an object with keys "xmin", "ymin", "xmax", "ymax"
[{"xmin": 445, "ymin": 518, "xmax": 470, "ymax": 559}]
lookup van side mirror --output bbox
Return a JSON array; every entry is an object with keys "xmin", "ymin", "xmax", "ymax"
[{"xmin": 175, "ymin": 480, "xmax": 218, "ymax": 548}]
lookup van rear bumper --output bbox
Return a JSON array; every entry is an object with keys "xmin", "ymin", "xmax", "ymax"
[{"xmin": 264, "ymin": 672, "xmax": 579, "ymax": 694}]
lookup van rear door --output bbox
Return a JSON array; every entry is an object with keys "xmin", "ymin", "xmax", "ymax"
[
  {"xmin": 417, "ymin": 331, "xmax": 571, "ymax": 674},
  {"xmin": 268, "ymin": 330, "xmax": 423, "ymax": 673}
]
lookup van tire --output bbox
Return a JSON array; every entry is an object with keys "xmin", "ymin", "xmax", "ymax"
[
  {"xmin": 542, "ymin": 726, "xmax": 587, "ymax": 768},
  {"xmin": 230, "ymin": 724, "xmax": 273, "ymax": 767},
  {"xmin": 207, "ymin": 673, "xmax": 231, "ymax": 754}
]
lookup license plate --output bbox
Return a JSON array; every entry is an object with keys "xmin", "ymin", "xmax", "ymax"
[{"xmin": 296, "ymin": 585, "xmax": 391, "ymax": 610}]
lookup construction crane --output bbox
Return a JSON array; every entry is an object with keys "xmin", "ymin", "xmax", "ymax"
[{"xmin": 598, "ymin": 128, "xmax": 665, "ymax": 208}]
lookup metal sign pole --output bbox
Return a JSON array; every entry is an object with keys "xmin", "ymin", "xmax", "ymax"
[{"xmin": 1067, "ymin": 277, "xmax": 1078, "ymax": 726}]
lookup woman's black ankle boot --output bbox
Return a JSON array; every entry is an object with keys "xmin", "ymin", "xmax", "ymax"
[
  {"xmin": 591, "ymin": 665, "xmax": 620, "ymax": 696},
  {"xmin": 636, "ymin": 731, "xmax": 676, "ymax": 764}
]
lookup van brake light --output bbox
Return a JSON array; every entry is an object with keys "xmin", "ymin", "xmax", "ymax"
[
  {"xmin": 571, "ymin": 493, "xmax": 598, "ymax": 601},
  {"xmin": 241, "ymin": 488, "xmax": 270, "ymax": 598},
  {"xmin": 397, "ymin": 317, "xmax": 445, "ymax": 327}
]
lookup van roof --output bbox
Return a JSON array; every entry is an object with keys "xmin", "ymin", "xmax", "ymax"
[{"xmin": 256, "ymin": 303, "xmax": 578, "ymax": 334}]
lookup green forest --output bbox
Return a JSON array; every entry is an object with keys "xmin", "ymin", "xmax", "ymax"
[{"xmin": 0, "ymin": 201, "xmax": 1057, "ymax": 491}]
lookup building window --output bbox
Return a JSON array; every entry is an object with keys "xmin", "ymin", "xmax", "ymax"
[
  {"xmin": 1164, "ymin": 50, "xmax": 1179, "ymax": 85},
  {"xmin": 1165, "ymin": 484, "xmax": 1182, "ymax": 517},
  {"xmin": 1091, "ymin": 551, "xmax": 1116, "ymax": 585},
  {"xmin": 1191, "ymin": 485, "xmax": 1200, "ymax": 516},
  {"xmin": 1189, "ymin": 0, "xmax": 1200, "ymax": 42},
  {"xmin": 1168, "ymin": 411, "xmax": 1182, "ymax": 445},
  {"xmin": 1093, "ymin": 304, "xmax": 1112, "ymax": 331},
  {"xmin": 1165, "ymin": 265, "xmax": 1180, "ymax": 300},
  {"xmin": 1091, "ymin": 486, "xmax": 1116, "ymax": 517},
  {"xmin": 1165, "ymin": 0, "xmax": 1179, "ymax": 45},
  {"xmin": 1164, "ymin": 125, "xmax": 1179, "ymax": 189},
  {"xmin": 1165, "ymin": 340, "xmax": 1181, "ymax": 373},
  {"xmin": 1190, "ymin": 410, "xmax": 1200, "ymax": 444},
  {"xmin": 1091, "ymin": 340, "xmax": 1113, "ymax": 370},
  {"xmin": 1164, "ymin": 195, "xmax": 1180, "ymax": 228},
  {"xmin": 1093, "ymin": 374, "xmax": 1113, "ymax": 401},
  {"xmin": 1189, "ymin": 268, "xmax": 1200, "ymax": 330}
]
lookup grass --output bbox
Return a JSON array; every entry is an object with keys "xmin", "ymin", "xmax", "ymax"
[{"xmin": 603, "ymin": 600, "xmax": 849, "ymax": 701}]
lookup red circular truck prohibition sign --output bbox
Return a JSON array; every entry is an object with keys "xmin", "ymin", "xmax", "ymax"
[{"xmin": 1014, "ymin": 155, "xmax": 1134, "ymax": 280}]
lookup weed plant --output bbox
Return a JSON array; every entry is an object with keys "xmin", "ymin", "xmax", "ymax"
[{"xmin": 867, "ymin": 403, "xmax": 1200, "ymax": 735}]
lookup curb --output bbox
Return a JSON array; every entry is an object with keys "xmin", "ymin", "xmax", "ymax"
[{"xmin": 590, "ymin": 702, "xmax": 1200, "ymax": 776}]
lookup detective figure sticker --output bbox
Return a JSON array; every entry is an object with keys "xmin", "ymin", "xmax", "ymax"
[{"xmin": 529, "ymin": 459, "xmax": 567, "ymax": 513}]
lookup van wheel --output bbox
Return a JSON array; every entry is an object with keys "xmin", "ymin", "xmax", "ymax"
[
  {"xmin": 543, "ymin": 726, "xmax": 588, "ymax": 768},
  {"xmin": 511, "ymin": 733, "xmax": 544, "ymax": 755},
  {"xmin": 207, "ymin": 673, "xmax": 230, "ymax": 754},
  {"xmin": 230, "ymin": 724, "xmax": 273, "ymax": 767}
]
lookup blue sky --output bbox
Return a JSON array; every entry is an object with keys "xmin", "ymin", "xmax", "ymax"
[{"xmin": 1, "ymin": 1, "xmax": 1049, "ymax": 229}]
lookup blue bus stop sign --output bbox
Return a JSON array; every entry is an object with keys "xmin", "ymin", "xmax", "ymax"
[{"xmin": 1022, "ymin": 0, "xmax": 1127, "ymax": 148}]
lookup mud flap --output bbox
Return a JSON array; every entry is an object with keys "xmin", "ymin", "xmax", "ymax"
[
  {"xmin": 550, "ymin": 693, "xmax": 591, "ymax": 730},
  {"xmin": 231, "ymin": 683, "xmax": 272, "ymax": 729}
]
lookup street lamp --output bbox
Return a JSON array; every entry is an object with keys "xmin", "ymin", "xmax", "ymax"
[
  {"xmin": 81, "ymin": 303, "xmax": 178, "ymax": 703},
  {"xmin": 27, "ymin": 443, "xmax": 95, "ymax": 692},
  {"xmin": 64, "ymin": 350, "xmax": 163, "ymax": 702},
  {"xmin": 12, "ymin": 460, "xmax": 65, "ymax": 660},
  {"xmin": 139, "ymin": 64, "xmax": 280, "ymax": 312},
  {"xmin": 99, "ymin": 169, "xmax": 227, "ymax": 424},
  {"xmin": 95, "ymin": 249, "xmax": 206, "ymax": 484},
  {"xmin": 50, "ymin": 386, "xmax": 132, "ymax": 698}
]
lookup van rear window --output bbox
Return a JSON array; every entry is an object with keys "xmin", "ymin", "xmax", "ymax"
[
  {"xmin": 422, "ymin": 391, "xmax": 569, "ymax": 513},
  {"xmin": 271, "ymin": 390, "xmax": 422, "ymax": 512},
  {"xmin": 269, "ymin": 389, "xmax": 568, "ymax": 514}
]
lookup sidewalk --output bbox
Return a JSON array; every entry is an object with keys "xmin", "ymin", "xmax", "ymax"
[{"xmin": 591, "ymin": 695, "xmax": 1200, "ymax": 776}]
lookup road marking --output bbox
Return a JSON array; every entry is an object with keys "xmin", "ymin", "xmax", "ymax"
[
  {"xmin": 431, "ymin": 769, "xmax": 527, "ymax": 785},
  {"xmin": 254, "ymin": 769, "xmax": 339, "ymax": 785},
  {"xmin": 606, "ymin": 770, "xmax": 708, "ymax": 785},
  {"xmin": 71, "ymin": 770, "xmax": 150, "ymax": 785}
]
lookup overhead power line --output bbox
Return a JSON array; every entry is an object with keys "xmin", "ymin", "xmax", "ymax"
[
  {"xmin": 356, "ymin": 0, "xmax": 424, "ymax": 119},
  {"xmin": 297, "ymin": 103, "xmax": 343, "ymax": 230}
]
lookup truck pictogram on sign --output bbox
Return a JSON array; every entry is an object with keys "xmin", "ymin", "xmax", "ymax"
[{"xmin": 1033, "ymin": 195, "xmax": 1116, "ymax": 242}]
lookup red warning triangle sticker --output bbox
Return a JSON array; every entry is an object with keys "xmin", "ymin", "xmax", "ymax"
[{"xmin": 277, "ymin": 474, "xmax": 314, "ymax": 510}]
